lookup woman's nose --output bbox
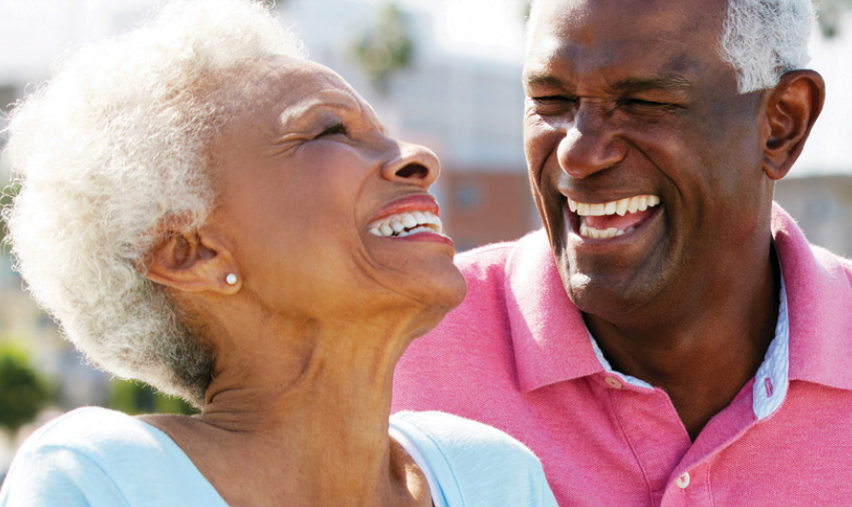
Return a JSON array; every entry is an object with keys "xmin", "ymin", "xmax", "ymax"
[
  {"xmin": 381, "ymin": 141, "xmax": 440, "ymax": 188},
  {"xmin": 557, "ymin": 104, "xmax": 627, "ymax": 179}
]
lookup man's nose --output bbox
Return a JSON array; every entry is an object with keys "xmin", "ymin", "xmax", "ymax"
[{"xmin": 557, "ymin": 103, "xmax": 627, "ymax": 178}]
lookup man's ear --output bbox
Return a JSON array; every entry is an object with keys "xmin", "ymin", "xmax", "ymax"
[
  {"xmin": 762, "ymin": 69, "xmax": 825, "ymax": 180},
  {"xmin": 145, "ymin": 226, "xmax": 241, "ymax": 295}
]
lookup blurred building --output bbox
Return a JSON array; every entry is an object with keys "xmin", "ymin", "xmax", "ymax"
[
  {"xmin": 775, "ymin": 175, "xmax": 852, "ymax": 259},
  {"xmin": 0, "ymin": 85, "xmax": 15, "ymax": 182},
  {"xmin": 0, "ymin": 2, "xmax": 537, "ymax": 461},
  {"xmin": 283, "ymin": 0, "xmax": 537, "ymax": 250},
  {"xmin": 0, "ymin": 0, "xmax": 850, "ymax": 453}
]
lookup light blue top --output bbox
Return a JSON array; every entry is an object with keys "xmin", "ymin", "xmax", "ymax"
[
  {"xmin": 0, "ymin": 407, "xmax": 557, "ymax": 507},
  {"xmin": 390, "ymin": 411, "xmax": 558, "ymax": 507}
]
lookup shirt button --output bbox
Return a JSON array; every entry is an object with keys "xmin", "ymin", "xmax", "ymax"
[
  {"xmin": 676, "ymin": 472, "xmax": 690, "ymax": 489},
  {"xmin": 604, "ymin": 376, "xmax": 623, "ymax": 389}
]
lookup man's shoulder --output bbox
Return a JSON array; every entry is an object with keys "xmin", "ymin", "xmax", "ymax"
[
  {"xmin": 813, "ymin": 244, "xmax": 852, "ymax": 277},
  {"xmin": 803, "ymin": 243, "xmax": 852, "ymax": 293},
  {"xmin": 454, "ymin": 230, "xmax": 548, "ymax": 283},
  {"xmin": 453, "ymin": 239, "xmax": 516, "ymax": 277},
  {"xmin": 773, "ymin": 205, "xmax": 852, "ymax": 298}
]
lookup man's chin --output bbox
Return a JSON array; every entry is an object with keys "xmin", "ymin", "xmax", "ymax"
[{"xmin": 558, "ymin": 260, "xmax": 665, "ymax": 319}]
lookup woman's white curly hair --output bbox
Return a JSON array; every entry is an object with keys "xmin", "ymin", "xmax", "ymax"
[{"xmin": 2, "ymin": 0, "xmax": 304, "ymax": 406}]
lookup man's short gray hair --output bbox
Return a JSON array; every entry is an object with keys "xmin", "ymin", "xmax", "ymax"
[
  {"xmin": 527, "ymin": 0, "xmax": 815, "ymax": 93},
  {"xmin": 720, "ymin": 0, "xmax": 815, "ymax": 93},
  {"xmin": 2, "ymin": 0, "xmax": 304, "ymax": 406}
]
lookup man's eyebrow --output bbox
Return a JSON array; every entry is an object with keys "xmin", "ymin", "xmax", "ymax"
[
  {"xmin": 607, "ymin": 76, "xmax": 694, "ymax": 93},
  {"xmin": 523, "ymin": 73, "xmax": 571, "ymax": 90},
  {"xmin": 523, "ymin": 74, "xmax": 693, "ymax": 94}
]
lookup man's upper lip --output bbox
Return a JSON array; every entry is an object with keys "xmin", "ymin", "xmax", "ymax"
[{"xmin": 368, "ymin": 194, "xmax": 440, "ymax": 223}]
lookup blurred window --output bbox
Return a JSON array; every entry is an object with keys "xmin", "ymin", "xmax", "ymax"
[{"xmin": 455, "ymin": 182, "xmax": 482, "ymax": 211}]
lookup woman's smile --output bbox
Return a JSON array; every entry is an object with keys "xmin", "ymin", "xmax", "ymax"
[{"xmin": 367, "ymin": 194, "xmax": 454, "ymax": 247}]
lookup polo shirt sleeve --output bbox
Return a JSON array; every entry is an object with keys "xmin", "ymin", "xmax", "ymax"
[{"xmin": 389, "ymin": 411, "xmax": 558, "ymax": 507}]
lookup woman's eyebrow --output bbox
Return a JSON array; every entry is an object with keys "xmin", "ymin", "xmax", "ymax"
[{"xmin": 277, "ymin": 93, "xmax": 362, "ymax": 127}]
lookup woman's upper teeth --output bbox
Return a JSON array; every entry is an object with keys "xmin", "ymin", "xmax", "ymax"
[
  {"xmin": 568, "ymin": 195, "xmax": 661, "ymax": 216},
  {"xmin": 368, "ymin": 210, "xmax": 443, "ymax": 237}
]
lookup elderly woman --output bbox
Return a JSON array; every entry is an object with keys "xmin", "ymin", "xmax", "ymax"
[{"xmin": 0, "ymin": 1, "xmax": 557, "ymax": 506}]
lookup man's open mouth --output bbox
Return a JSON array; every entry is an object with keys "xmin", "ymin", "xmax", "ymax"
[{"xmin": 567, "ymin": 195, "xmax": 661, "ymax": 239}]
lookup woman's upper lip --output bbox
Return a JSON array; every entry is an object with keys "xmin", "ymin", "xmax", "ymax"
[{"xmin": 368, "ymin": 194, "xmax": 440, "ymax": 224}]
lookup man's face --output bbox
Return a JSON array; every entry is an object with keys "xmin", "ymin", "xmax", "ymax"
[{"xmin": 523, "ymin": 0, "xmax": 771, "ymax": 319}]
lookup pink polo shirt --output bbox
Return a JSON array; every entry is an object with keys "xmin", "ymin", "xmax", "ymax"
[{"xmin": 392, "ymin": 204, "xmax": 852, "ymax": 506}]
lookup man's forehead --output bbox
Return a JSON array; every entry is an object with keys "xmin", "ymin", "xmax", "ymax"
[
  {"xmin": 525, "ymin": 0, "xmax": 728, "ymax": 83},
  {"xmin": 528, "ymin": 0, "xmax": 727, "ymax": 44}
]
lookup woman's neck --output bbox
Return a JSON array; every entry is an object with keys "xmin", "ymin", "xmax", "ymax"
[{"xmin": 143, "ymin": 317, "xmax": 432, "ymax": 507}]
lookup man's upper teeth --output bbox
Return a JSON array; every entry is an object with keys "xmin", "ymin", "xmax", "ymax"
[
  {"xmin": 568, "ymin": 195, "xmax": 661, "ymax": 216},
  {"xmin": 368, "ymin": 211, "xmax": 442, "ymax": 237}
]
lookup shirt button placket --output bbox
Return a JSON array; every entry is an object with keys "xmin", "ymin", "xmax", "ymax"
[
  {"xmin": 662, "ymin": 468, "xmax": 712, "ymax": 507},
  {"xmin": 604, "ymin": 376, "xmax": 623, "ymax": 389}
]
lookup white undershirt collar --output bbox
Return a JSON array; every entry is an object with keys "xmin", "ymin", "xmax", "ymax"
[{"xmin": 587, "ymin": 270, "xmax": 790, "ymax": 420}]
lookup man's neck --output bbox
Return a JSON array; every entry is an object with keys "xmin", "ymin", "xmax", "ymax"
[{"xmin": 585, "ymin": 246, "xmax": 781, "ymax": 440}]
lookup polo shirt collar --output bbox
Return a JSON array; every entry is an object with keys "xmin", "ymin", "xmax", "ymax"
[
  {"xmin": 505, "ymin": 203, "xmax": 852, "ymax": 397},
  {"xmin": 772, "ymin": 203, "xmax": 852, "ymax": 390},
  {"xmin": 504, "ymin": 230, "xmax": 603, "ymax": 392}
]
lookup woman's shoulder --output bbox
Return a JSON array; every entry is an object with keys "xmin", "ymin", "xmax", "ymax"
[
  {"xmin": 390, "ymin": 411, "xmax": 558, "ymax": 507},
  {"xmin": 0, "ymin": 407, "xmax": 225, "ymax": 507},
  {"xmin": 18, "ymin": 406, "xmax": 165, "ymax": 454},
  {"xmin": 390, "ymin": 410, "xmax": 538, "ymax": 459}
]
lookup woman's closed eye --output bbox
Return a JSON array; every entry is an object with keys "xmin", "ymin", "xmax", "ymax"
[{"xmin": 317, "ymin": 122, "xmax": 348, "ymax": 138}]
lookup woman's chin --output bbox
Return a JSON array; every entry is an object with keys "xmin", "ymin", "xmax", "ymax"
[
  {"xmin": 408, "ymin": 265, "xmax": 467, "ymax": 336},
  {"xmin": 417, "ymin": 255, "xmax": 467, "ymax": 309}
]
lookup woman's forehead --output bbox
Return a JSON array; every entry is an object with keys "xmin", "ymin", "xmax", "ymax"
[{"xmin": 226, "ymin": 58, "xmax": 362, "ymax": 121}]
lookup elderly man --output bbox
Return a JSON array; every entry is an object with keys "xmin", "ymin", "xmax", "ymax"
[{"xmin": 393, "ymin": 0, "xmax": 852, "ymax": 505}]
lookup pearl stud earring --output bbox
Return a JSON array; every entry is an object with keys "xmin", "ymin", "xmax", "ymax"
[{"xmin": 225, "ymin": 273, "xmax": 238, "ymax": 286}]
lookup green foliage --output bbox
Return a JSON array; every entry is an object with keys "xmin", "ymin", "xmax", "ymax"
[
  {"xmin": 352, "ymin": 3, "xmax": 414, "ymax": 93},
  {"xmin": 818, "ymin": 0, "xmax": 852, "ymax": 38},
  {"xmin": 0, "ymin": 344, "xmax": 53, "ymax": 432},
  {"xmin": 108, "ymin": 378, "xmax": 197, "ymax": 416},
  {"xmin": 0, "ymin": 183, "xmax": 19, "ymax": 251}
]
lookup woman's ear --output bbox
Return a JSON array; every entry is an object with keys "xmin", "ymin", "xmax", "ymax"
[
  {"xmin": 146, "ymin": 226, "xmax": 241, "ymax": 295},
  {"xmin": 761, "ymin": 69, "xmax": 825, "ymax": 181}
]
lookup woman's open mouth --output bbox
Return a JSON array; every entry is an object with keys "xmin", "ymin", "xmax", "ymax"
[{"xmin": 367, "ymin": 210, "xmax": 443, "ymax": 238}]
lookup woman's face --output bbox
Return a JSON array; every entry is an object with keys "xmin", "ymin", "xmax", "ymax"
[{"xmin": 209, "ymin": 58, "xmax": 466, "ymax": 328}]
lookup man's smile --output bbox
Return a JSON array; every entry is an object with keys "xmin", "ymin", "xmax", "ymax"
[{"xmin": 566, "ymin": 195, "xmax": 662, "ymax": 239}]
